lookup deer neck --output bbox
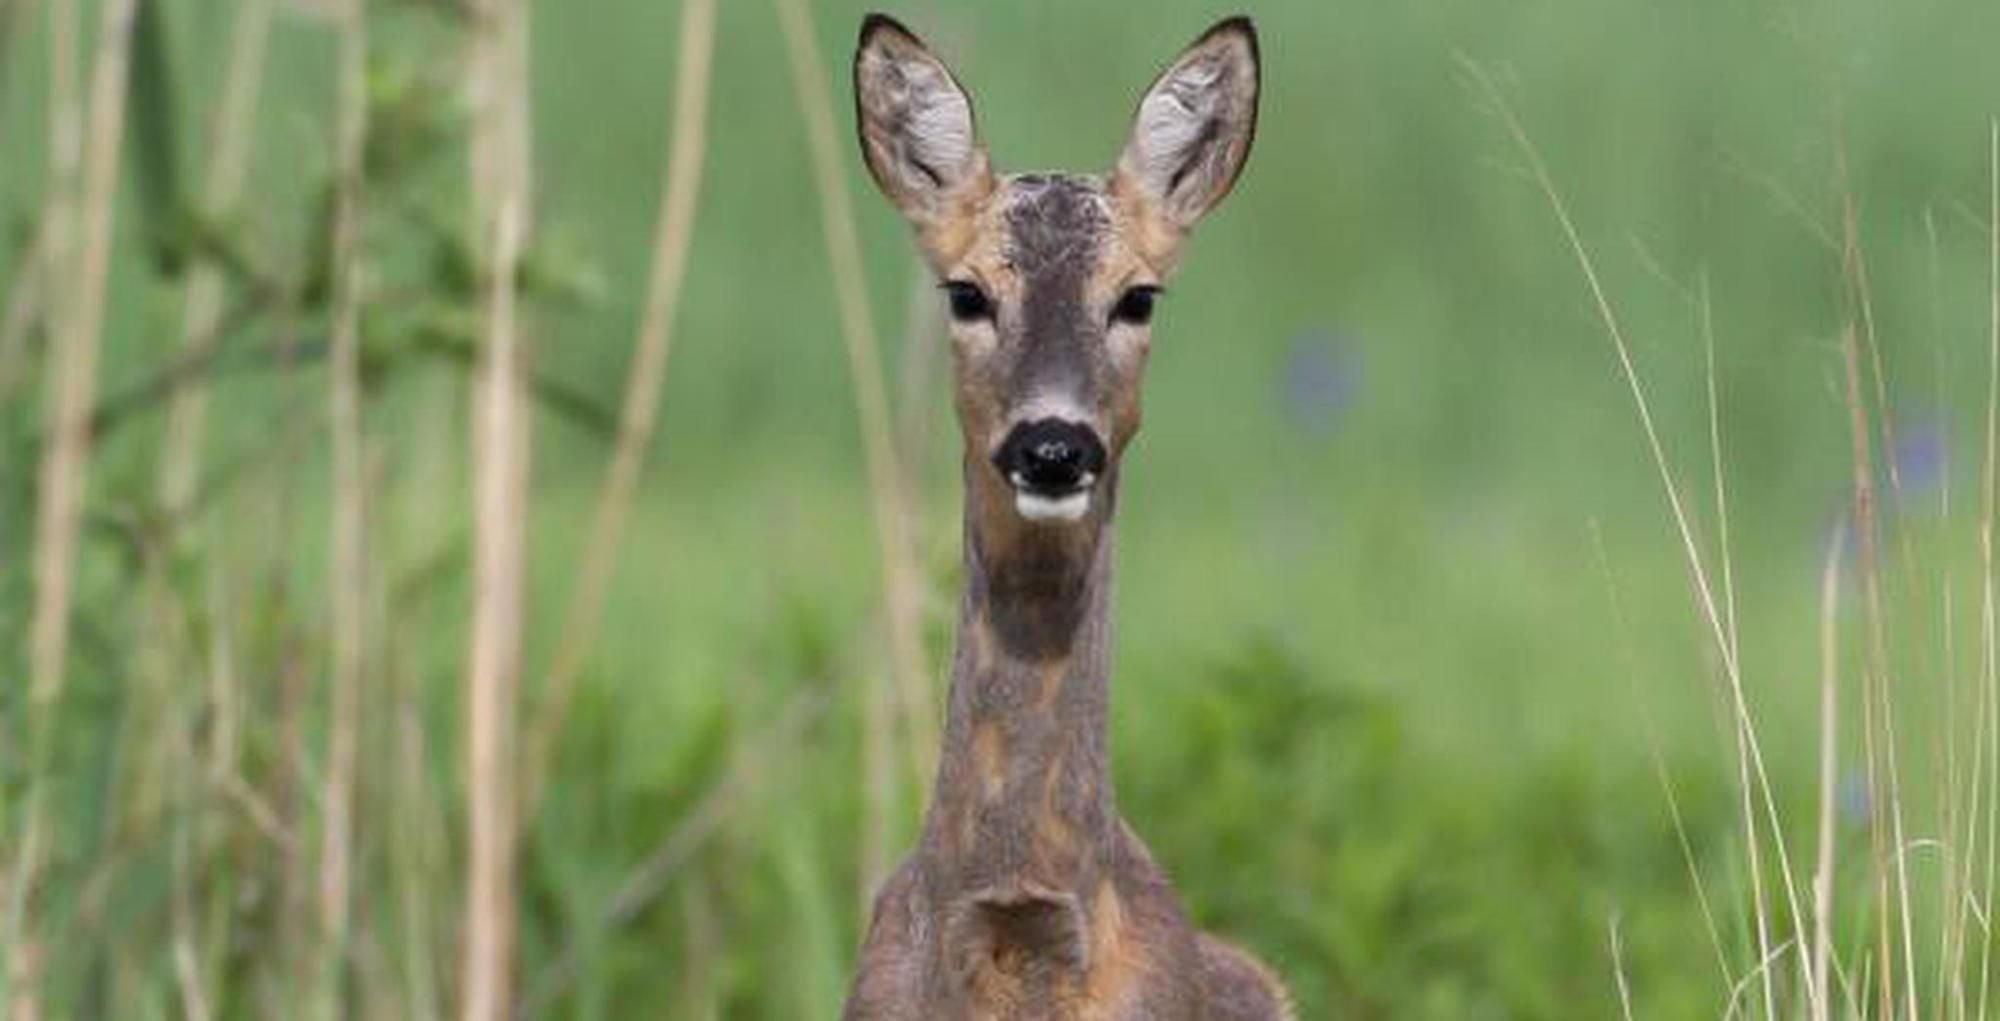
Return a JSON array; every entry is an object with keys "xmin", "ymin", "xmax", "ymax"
[{"xmin": 920, "ymin": 458, "xmax": 1120, "ymax": 906}]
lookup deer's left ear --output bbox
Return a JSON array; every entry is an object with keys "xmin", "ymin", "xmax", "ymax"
[{"xmin": 1112, "ymin": 17, "xmax": 1260, "ymax": 233}]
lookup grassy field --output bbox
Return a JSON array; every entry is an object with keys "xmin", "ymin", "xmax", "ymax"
[{"xmin": 3, "ymin": 0, "xmax": 2000, "ymax": 1016}]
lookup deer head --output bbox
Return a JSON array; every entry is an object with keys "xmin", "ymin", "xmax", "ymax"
[{"xmin": 854, "ymin": 14, "xmax": 1259, "ymax": 533}]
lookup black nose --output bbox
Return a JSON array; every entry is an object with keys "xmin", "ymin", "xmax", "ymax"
[{"xmin": 994, "ymin": 419, "xmax": 1107, "ymax": 494}]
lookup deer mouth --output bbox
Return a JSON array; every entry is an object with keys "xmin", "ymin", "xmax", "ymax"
[{"xmin": 1008, "ymin": 473, "xmax": 1096, "ymax": 523}]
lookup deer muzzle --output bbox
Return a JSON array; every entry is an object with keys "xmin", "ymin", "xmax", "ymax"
[{"xmin": 993, "ymin": 418, "xmax": 1107, "ymax": 523}]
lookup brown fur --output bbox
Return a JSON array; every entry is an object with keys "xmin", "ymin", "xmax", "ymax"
[{"xmin": 845, "ymin": 13, "xmax": 1288, "ymax": 1020}]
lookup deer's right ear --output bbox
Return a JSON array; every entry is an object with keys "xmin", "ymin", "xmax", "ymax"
[{"xmin": 853, "ymin": 14, "xmax": 993, "ymax": 234}]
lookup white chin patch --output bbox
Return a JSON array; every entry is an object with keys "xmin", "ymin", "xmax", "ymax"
[{"xmin": 1014, "ymin": 489, "xmax": 1092, "ymax": 523}]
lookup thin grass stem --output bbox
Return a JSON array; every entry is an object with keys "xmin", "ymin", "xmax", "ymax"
[
  {"xmin": 774, "ymin": 0, "xmax": 938, "ymax": 909},
  {"xmin": 1814, "ymin": 522, "xmax": 1844, "ymax": 1021},
  {"xmin": 317, "ymin": 1, "xmax": 370, "ymax": 1012},
  {"xmin": 525, "ymin": 0, "xmax": 718, "ymax": 821},
  {"xmin": 1976, "ymin": 117, "xmax": 2000, "ymax": 1021},
  {"xmin": 1458, "ymin": 52, "xmax": 1820, "ymax": 1014}
]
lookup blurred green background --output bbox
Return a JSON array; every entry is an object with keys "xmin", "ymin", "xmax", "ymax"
[{"xmin": 3, "ymin": 0, "xmax": 2000, "ymax": 1016}]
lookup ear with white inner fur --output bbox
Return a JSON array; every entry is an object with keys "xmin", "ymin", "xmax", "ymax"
[
  {"xmin": 853, "ymin": 14, "xmax": 993, "ymax": 227},
  {"xmin": 1113, "ymin": 17, "xmax": 1260, "ymax": 231}
]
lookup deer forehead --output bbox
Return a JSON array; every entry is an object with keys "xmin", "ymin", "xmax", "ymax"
[{"xmin": 937, "ymin": 174, "xmax": 1163, "ymax": 307}]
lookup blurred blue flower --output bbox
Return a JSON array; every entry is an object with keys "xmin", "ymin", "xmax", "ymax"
[
  {"xmin": 1889, "ymin": 418, "xmax": 1947, "ymax": 508},
  {"xmin": 1839, "ymin": 767, "xmax": 1871, "ymax": 826},
  {"xmin": 1280, "ymin": 329, "xmax": 1361, "ymax": 438},
  {"xmin": 1823, "ymin": 414, "xmax": 1952, "ymax": 566}
]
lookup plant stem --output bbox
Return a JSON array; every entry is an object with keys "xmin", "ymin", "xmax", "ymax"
[
  {"xmin": 774, "ymin": 0, "xmax": 936, "ymax": 910},
  {"xmin": 13, "ymin": 0, "xmax": 140, "ymax": 1012},
  {"xmin": 317, "ymin": 0, "xmax": 369, "ymax": 1013},
  {"xmin": 459, "ymin": 0, "xmax": 533, "ymax": 1015},
  {"xmin": 525, "ymin": 0, "xmax": 717, "ymax": 820}
]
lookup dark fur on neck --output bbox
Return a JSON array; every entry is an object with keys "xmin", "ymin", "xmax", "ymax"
[{"xmin": 914, "ymin": 457, "xmax": 1122, "ymax": 985}]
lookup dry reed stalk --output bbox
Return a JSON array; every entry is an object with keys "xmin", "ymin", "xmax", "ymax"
[
  {"xmin": 1698, "ymin": 274, "xmax": 1740, "ymax": 660},
  {"xmin": 459, "ymin": 0, "xmax": 533, "ymax": 1016},
  {"xmin": 12, "ymin": 0, "xmax": 138, "ymax": 1014},
  {"xmin": 1732, "ymin": 712, "xmax": 1777, "ymax": 1021},
  {"xmin": 27, "ymin": 0, "xmax": 129, "ymax": 706},
  {"xmin": 1456, "ymin": 54, "xmax": 1823, "ymax": 1012},
  {"xmin": 318, "ymin": 0, "xmax": 369, "ymax": 1009},
  {"xmin": 1608, "ymin": 914, "xmax": 1636, "ymax": 1021},
  {"xmin": 1840, "ymin": 354, "xmax": 1888, "ymax": 1021},
  {"xmin": 12, "ymin": 22, "xmax": 77, "ymax": 976},
  {"xmin": 773, "ymin": 0, "xmax": 936, "ymax": 906},
  {"xmin": 156, "ymin": 0, "xmax": 272, "ymax": 513},
  {"xmin": 1813, "ymin": 524, "xmax": 1844, "ymax": 1021},
  {"xmin": 525, "ymin": 0, "xmax": 717, "ymax": 818},
  {"xmin": 1977, "ymin": 117, "xmax": 2000, "ymax": 1021},
  {"xmin": 1836, "ymin": 162, "xmax": 1904, "ymax": 507},
  {"xmin": 1695, "ymin": 275, "xmax": 1778, "ymax": 1021},
  {"xmin": 1839, "ymin": 189, "xmax": 1917, "ymax": 1020},
  {"xmin": 1921, "ymin": 203, "xmax": 1974, "ymax": 1021}
]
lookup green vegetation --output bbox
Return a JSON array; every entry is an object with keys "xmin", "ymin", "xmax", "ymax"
[{"xmin": 2, "ymin": 0, "xmax": 1999, "ymax": 1016}]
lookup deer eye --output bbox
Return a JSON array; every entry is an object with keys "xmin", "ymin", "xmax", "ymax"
[
  {"xmin": 1111, "ymin": 285, "xmax": 1160, "ymax": 326},
  {"xmin": 941, "ymin": 280, "xmax": 994, "ymax": 322}
]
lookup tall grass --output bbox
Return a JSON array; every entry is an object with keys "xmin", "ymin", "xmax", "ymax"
[{"xmin": 1466, "ymin": 51, "xmax": 2000, "ymax": 1020}]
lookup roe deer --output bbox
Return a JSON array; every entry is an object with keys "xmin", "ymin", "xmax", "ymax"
[{"xmin": 843, "ymin": 13, "xmax": 1289, "ymax": 1019}]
